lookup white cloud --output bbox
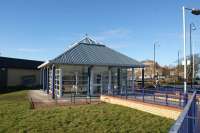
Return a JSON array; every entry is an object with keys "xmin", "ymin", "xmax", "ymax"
[
  {"xmin": 90, "ymin": 28, "xmax": 135, "ymax": 50},
  {"xmin": 17, "ymin": 48, "xmax": 45, "ymax": 52},
  {"xmin": 102, "ymin": 28, "xmax": 131, "ymax": 36},
  {"xmin": 53, "ymin": 28, "xmax": 135, "ymax": 50},
  {"xmin": 107, "ymin": 43, "xmax": 130, "ymax": 49},
  {"xmin": 94, "ymin": 28, "xmax": 133, "ymax": 41}
]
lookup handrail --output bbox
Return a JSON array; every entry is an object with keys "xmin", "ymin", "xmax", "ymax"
[
  {"xmin": 104, "ymin": 88, "xmax": 184, "ymax": 108},
  {"xmin": 169, "ymin": 91, "xmax": 196, "ymax": 133}
]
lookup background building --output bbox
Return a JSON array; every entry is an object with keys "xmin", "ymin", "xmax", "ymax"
[
  {"xmin": 135, "ymin": 60, "xmax": 164, "ymax": 79},
  {"xmin": 0, "ymin": 57, "xmax": 43, "ymax": 91}
]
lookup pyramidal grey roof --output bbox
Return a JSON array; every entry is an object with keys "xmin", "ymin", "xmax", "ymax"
[{"xmin": 50, "ymin": 37, "xmax": 144, "ymax": 67}]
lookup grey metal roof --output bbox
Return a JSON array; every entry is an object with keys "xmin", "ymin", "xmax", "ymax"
[
  {"xmin": 50, "ymin": 37, "xmax": 144, "ymax": 68},
  {"xmin": 0, "ymin": 56, "xmax": 43, "ymax": 69}
]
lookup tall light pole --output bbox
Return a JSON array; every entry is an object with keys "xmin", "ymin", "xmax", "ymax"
[
  {"xmin": 182, "ymin": 6, "xmax": 200, "ymax": 96},
  {"xmin": 190, "ymin": 23, "xmax": 196, "ymax": 89},
  {"xmin": 153, "ymin": 41, "xmax": 159, "ymax": 80},
  {"xmin": 192, "ymin": 46, "xmax": 195, "ymax": 79},
  {"xmin": 183, "ymin": 7, "xmax": 186, "ymax": 95},
  {"xmin": 177, "ymin": 50, "xmax": 180, "ymax": 80}
]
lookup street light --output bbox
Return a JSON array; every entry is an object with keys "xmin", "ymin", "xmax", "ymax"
[
  {"xmin": 190, "ymin": 23, "xmax": 196, "ymax": 89},
  {"xmin": 177, "ymin": 50, "xmax": 180, "ymax": 80},
  {"xmin": 182, "ymin": 6, "xmax": 200, "ymax": 99},
  {"xmin": 191, "ymin": 9, "xmax": 200, "ymax": 15},
  {"xmin": 153, "ymin": 41, "xmax": 159, "ymax": 80}
]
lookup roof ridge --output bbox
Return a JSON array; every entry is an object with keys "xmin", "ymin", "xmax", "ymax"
[
  {"xmin": 51, "ymin": 37, "xmax": 104, "ymax": 62},
  {"xmin": 78, "ymin": 36, "xmax": 105, "ymax": 45},
  {"xmin": 0, "ymin": 56, "xmax": 43, "ymax": 62}
]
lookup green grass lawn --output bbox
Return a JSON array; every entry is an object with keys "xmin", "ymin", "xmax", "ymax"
[{"xmin": 0, "ymin": 90, "xmax": 174, "ymax": 133}]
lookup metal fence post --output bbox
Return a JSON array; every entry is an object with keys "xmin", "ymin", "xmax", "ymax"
[
  {"xmin": 71, "ymin": 93, "xmax": 72, "ymax": 103},
  {"xmin": 113, "ymin": 86, "xmax": 114, "ymax": 96},
  {"xmin": 179, "ymin": 92, "xmax": 182, "ymax": 107},
  {"xmin": 184, "ymin": 93, "xmax": 188, "ymax": 106},
  {"xmin": 52, "ymin": 65, "xmax": 55, "ymax": 99},
  {"xmin": 125, "ymin": 87, "xmax": 127, "ymax": 99},
  {"xmin": 142, "ymin": 89, "xmax": 144, "ymax": 102},
  {"xmin": 73, "ymin": 93, "xmax": 75, "ymax": 104},
  {"xmin": 142, "ymin": 68, "xmax": 144, "ymax": 102}
]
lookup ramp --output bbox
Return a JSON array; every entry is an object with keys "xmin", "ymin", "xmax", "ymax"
[{"xmin": 101, "ymin": 95, "xmax": 182, "ymax": 120}]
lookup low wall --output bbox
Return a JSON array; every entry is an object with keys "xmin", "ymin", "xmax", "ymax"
[{"xmin": 100, "ymin": 95, "xmax": 182, "ymax": 120}]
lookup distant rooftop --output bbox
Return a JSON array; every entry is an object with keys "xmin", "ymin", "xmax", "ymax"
[{"xmin": 0, "ymin": 56, "xmax": 43, "ymax": 69}]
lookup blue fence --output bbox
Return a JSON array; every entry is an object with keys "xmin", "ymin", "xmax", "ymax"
[
  {"xmin": 169, "ymin": 91, "xmax": 199, "ymax": 133},
  {"xmin": 103, "ymin": 87, "xmax": 186, "ymax": 108}
]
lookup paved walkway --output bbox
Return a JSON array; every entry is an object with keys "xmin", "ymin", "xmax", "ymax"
[
  {"xmin": 101, "ymin": 95, "xmax": 182, "ymax": 120},
  {"xmin": 28, "ymin": 90, "xmax": 54, "ymax": 103},
  {"xmin": 28, "ymin": 90, "xmax": 100, "ymax": 108},
  {"xmin": 28, "ymin": 90, "xmax": 59, "ymax": 108}
]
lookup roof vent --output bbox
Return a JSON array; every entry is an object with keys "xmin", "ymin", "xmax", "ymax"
[{"xmin": 79, "ymin": 37, "xmax": 98, "ymax": 45}]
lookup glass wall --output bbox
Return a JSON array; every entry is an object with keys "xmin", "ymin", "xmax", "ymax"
[
  {"xmin": 60, "ymin": 65, "xmax": 88, "ymax": 95},
  {"xmin": 55, "ymin": 65, "xmax": 134, "ymax": 96},
  {"xmin": 92, "ymin": 66, "xmax": 108, "ymax": 95}
]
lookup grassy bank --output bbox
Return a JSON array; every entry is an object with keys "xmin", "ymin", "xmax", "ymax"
[{"xmin": 0, "ymin": 90, "xmax": 174, "ymax": 133}]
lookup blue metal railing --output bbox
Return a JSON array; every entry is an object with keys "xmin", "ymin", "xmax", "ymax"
[
  {"xmin": 169, "ymin": 91, "xmax": 199, "ymax": 133},
  {"xmin": 103, "ymin": 87, "xmax": 186, "ymax": 108}
]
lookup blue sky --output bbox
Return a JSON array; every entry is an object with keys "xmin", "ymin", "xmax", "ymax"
[{"xmin": 0, "ymin": 0, "xmax": 199, "ymax": 66}]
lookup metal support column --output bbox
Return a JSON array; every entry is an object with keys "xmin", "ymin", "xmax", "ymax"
[
  {"xmin": 42, "ymin": 68, "xmax": 45, "ymax": 91},
  {"xmin": 87, "ymin": 66, "xmax": 91, "ymax": 97},
  {"xmin": 125, "ymin": 69, "xmax": 128, "ymax": 99},
  {"xmin": 75, "ymin": 72, "xmax": 78, "ymax": 95},
  {"xmin": 108, "ymin": 67, "xmax": 112, "ymax": 94},
  {"xmin": 100, "ymin": 72, "xmax": 103, "ymax": 95},
  {"xmin": 142, "ymin": 68, "xmax": 145, "ymax": 88},
  {"xmin": 59, "ymin": 68, "xmax": 63, "ymax": 98},
  {"xmin": 46, "ymin": 67, "xmax": 49, "ymax": 94},
  {"xmin": 132, "ymin": 68, "xmax": 135, "ymax": 94},
  {"xmin": 40, "ymin": 69, "xmax": 43, "ymax": 86},
  {"xmin": 90, "ymin": 67, "xmax": 94, "ymax": 95},
  {"xmin": 52, "ymin": 65, "xmax": 55, "ymax": 99},
  {"xmin": 117, "ymin": 68, "xmax": 121, "ymax": 95},
  {"xmin": 142, "ymin": 68, "xmax": 145, "ymax": 101},
  {"xmin": 44, "ymin": 68, "xmax": 47, "ymax": 91}
]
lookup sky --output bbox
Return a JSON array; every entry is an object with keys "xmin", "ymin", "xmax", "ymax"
[{"xmin": 0, "ymin": 0, "xmax": 200, "ymax": 66}]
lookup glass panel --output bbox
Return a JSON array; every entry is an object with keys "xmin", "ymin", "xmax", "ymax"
[
  {"xmin": 102, "ymin": 71, "xmax": 108, "ymax": 93},
  {"xmin": 61, "ymin": 65, "xmax": 88, "ymax": 94},
  {"xmin": 111, "ymin": 68, "xmax": 118, "ymax": 93}
]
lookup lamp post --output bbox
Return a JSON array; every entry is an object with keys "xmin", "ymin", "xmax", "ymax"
[
  {"xmin": 153, "ymin": 41, "xmax": 159, "ymax": 80},
  {"xmin": 182, "ymin": 6, "xmax": 200, "ymax": 99},
  {"xmin": 177, "ymin": 50, "xmax": 180, "ymax": 80},
  {"xmin": 189, "ymin": 23, "xmax": 196, "ymax": 89}
]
